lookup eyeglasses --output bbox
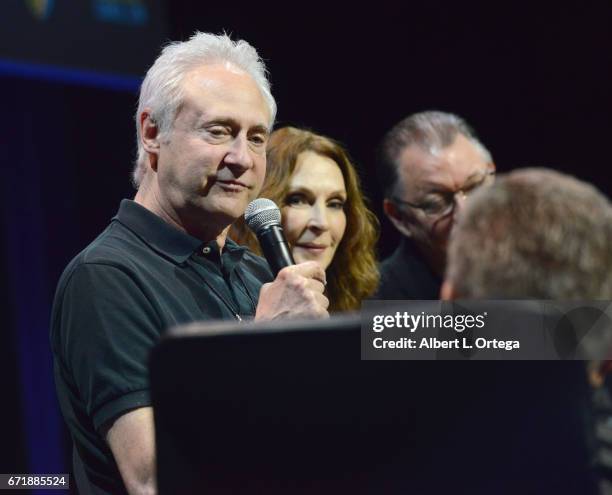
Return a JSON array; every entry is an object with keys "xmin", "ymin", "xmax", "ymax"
[{"xmin": 392, "ymin": 169, "xmax": 495, "ymax": 218}]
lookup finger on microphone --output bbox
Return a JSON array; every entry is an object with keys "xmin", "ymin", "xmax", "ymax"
[
  {"xmin": 288, "ymin": 261, "xmax": 326, "ymax": 286},
  {"xmin": 314, "ymin": 292, "xmax": 330, "ymax": 311},
  {"xmin": 306, "ymin": 279, "xmax": 326, "ymax": 295}
]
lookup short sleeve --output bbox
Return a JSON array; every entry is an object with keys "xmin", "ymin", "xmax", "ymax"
[{"xmin": 56, "ymin": 263, "xmax": 162, "ymax": 430}]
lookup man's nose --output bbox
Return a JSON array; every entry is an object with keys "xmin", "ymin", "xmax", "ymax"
[{"xmin": 224, "ymin": 136, "xmax": 253, "ymax": 172}]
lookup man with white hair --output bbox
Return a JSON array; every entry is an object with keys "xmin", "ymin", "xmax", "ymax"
[
  {"xmin": 51, "ymin": 32, "xmax": 328, "ymax": 495},
  {"xmin": 377, "ymin": 111, "xmax": 495, "ymax": 299}
]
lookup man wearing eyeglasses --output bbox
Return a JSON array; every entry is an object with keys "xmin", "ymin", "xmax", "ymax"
[{"xmin": 376, "ymin": 111, "xmax": 495, "ymax": 300}]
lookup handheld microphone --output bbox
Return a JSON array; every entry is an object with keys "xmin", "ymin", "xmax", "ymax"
[{"xmin": 244, "ymin": 198, "xmax": 295, "ymax": 276}]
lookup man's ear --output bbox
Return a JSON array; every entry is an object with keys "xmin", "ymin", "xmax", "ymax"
[
  {"xmin": 140, "ymin": 110, "xmax": 160, "ymax": 172},
  {"xmin": 383, "ymin": 198, "xmax": 413, "ymax": 238},
  {"xmin": 440, "ymin": 279, "xmax": 456, "ymax": 300}
]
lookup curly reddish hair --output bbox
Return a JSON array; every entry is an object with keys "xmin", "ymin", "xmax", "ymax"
[{"xmin": 231, "ymin": 126, "xmax": 379, "ymax": 312}]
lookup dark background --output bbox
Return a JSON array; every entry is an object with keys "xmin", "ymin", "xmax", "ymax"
[{"xmin": 1, "ymin": 0, "xmax": 610, "ymax": 489}]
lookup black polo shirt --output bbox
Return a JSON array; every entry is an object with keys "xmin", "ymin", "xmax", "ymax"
[
  {"xmin": 376, "ymin": 237, "xmax": 442, "ymax": 300},
  {"xmin": 50, "ymin": 199, "xmax": 273, "ymax": 495}
]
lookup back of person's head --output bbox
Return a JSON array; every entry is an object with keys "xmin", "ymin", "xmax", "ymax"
[
  {"xmin": 445, "ymin": 168, "xmax": 612, "ymax": 299},
  {"xmin": 133, "ymin": 32, "xmax": 276, "ymax": 187},
  {"xmin": 378, "ymin": 110, "xmax": 492, "ymax": 198}
]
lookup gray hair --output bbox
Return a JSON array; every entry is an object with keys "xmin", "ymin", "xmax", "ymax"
[
  {"xmin": 132, "ymin": 32, "xmax": 277, "ymax": 187},
  {"xmin": 446, "ymin": 168, "xmax": 612, "ymax": 299},
  {"xmin": 379, "ymin": 110, "xmax": 492, "ymax": 197}
]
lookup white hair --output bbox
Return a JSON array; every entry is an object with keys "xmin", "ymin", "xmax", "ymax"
[{"xmin": 132, "ymin": 32, "xmax": 277, "ymax": 187}]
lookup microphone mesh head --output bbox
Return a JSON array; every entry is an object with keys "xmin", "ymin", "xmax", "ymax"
[{"xmin": 244, "ymin": 198, "xmax": 282, "ymax": 232}]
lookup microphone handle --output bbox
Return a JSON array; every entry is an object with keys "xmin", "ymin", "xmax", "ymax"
[{"xmin": 257, "ymin": 224, "xmax": 295, "ymax": 276}]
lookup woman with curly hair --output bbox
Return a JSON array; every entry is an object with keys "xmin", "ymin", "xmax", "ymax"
[{"xmin": 231, "ymin": 126, "xmax": 379, "ymax": 312}]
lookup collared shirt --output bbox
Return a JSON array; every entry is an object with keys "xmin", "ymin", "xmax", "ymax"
[
  {"xmin": 50, "ymin": 199, "xmax": 272, "ymax": 495},
  {"xmin": 376, "ymin": 237, "xmax": 442, "ymax": 300}
]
